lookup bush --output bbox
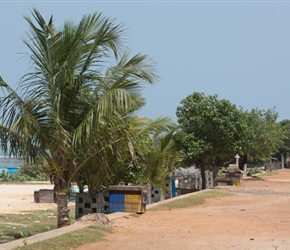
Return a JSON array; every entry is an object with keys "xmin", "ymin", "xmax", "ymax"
[
  {"xmin": 247, "ymin": 167, "xmax": 262, "ymax": 176},
  {"xmin": 0, "ymin": 170, "xmax": 10, "ymax": 181},
  {"xmin": 217, "ymin": 167, "xmax": 227, "ymax": 178},
  {"xmin": 0, "ymin": 161, "xmax": 49, "ymax": 182}
]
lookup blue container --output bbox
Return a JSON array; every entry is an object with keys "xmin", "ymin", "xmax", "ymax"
[
  {"xmin": 109, "ymin": 194, "xmax": 125, "ymax": 212},
  {"xmin": 109, "ymin": 194, "xmax": 124, "ymax": 202},
  {"xmin": 109, "ymin": 203, "xmax": 125, "ymax": 212}
]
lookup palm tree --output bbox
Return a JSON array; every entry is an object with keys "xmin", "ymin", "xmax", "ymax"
[
  {"xmin": 73, "ymin": 116, "xmax": 175, "ymax": 192},
  {"xmin": 135, "ymin": 129, "xmax": 185, "ymax": 189},
  {"xmin": 0, "ymin": 9, "xmax": 157, "ymax": 227}
]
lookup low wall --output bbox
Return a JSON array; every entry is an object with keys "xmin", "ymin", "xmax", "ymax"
[
  {"xmin": 34, "ymin": 189, "xmax": 55, "ymax": 203},
  {"xmin": 75, "ymin": 192, "xmax": 109, "ymax": 219}
]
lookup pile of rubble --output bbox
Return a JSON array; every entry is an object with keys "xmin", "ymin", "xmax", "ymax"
[{"xmin": 77, "ymin": 213, "xmax": 110, "ymax": 225}]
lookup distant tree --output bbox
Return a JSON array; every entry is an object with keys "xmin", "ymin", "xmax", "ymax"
[
  {"xmin": 239, "ymin": 108, "xmax": 285, "ymax": 168},
  {"xmin": 174, "ymin": 92, "xmax": 244, "ymax": 188},
  {"xmin": 273, "ymin": 119, "xmax": 290, "ymax": 163}
]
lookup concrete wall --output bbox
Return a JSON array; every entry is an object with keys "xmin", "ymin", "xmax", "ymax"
[
  {"xmin": 75, "ymin": 192, "xmax": 109, "ymax": 219},
  {"xmin": 34, "ymin": 189, "xmax": 55, "ymax": 203}
]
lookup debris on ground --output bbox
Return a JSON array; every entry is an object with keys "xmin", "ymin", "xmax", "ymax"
[{"xmin": 77, "ymin": 213, "xmax": 110, "ymax": 225}]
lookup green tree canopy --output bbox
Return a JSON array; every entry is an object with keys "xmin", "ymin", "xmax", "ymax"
[
  {"xmin": 273, "ymin": 119, "xmax": 290, "ymax": 162},
  {"xmin": 239, "ymin": 108, "xmax": 285, "ymax": 165},
  {"xmin": 174, "ymin": 92, "xmax": 284, "ymax": 187},
  {"xmin": 174, "ymin": 92, "xmax": 245, "ymax": 187},
  {"xmin": 74, "ymin": 116, "xmax": 176, "ymax": 192},
  {"xmin": 133, "ymin": 127, "xmax": 185, "ymax": 189}
]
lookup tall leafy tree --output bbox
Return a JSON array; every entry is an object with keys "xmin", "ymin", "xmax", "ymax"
[
  {"xmin": 239, "ymin": 108, "xmax": 285, "ymax": 167},
  {"xmin": 175, "ymin": 93, "xmax": 285, "ymax": 186},
  {"xmin": 273, "ymin": 119, "xmax": 290, "ymax": 163},
  {"xmin": 0, "ymin": 9, "xmax": 157, "ymax": 227},
  {"xmin": 174, "ymin": 92, "xmax": 244, "ymax": 188}
]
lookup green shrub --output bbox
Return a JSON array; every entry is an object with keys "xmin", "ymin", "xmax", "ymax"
[
  {"xmin": 0, "ymin": 170, "xmax": 10, "ymax": 181},
  {"xmin": 247, "ymin": 167, "xmax": 262, "ymax": 176},
  {"xmin": 217, "ymin": 166, "xmax": 227, "ymax": 178},
  {"xmin": 0, "ymin": 161, "xmax": 49, "ymax": 182}
]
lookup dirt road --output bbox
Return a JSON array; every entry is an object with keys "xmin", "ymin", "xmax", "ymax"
[{"xmin": 74, "ymin": 169, "xmax": 290, "ymax": 250}]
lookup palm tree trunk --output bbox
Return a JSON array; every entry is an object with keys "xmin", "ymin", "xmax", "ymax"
[{"xmin": 57, "ymin": 192, "xmax": 70, "ymax": 228}]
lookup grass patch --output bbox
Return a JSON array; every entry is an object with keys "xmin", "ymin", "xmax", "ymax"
[
  {"xmin": 0, "ymin": 206, "xmax": 75, "ymax": 244},
  {"xmin": 12, "ymin": 225, "xmax": 112, "ymax": 250},
  {"xmin": 148, "ymin": 190, "xmax": 232, "ymax": 211}
]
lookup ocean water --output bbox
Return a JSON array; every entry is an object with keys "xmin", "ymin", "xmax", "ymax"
[{"xmin": 0, "ymin": 151, "xmax": 22, "ymax": 173}]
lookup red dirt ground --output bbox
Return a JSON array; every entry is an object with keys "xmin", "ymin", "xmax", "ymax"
[{"xmin": 73, "ymin": 169, "xmax": 290, "ymax": 250}]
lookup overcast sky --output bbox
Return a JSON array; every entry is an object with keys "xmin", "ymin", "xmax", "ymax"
[{"xmin": 1, "ymin": 1, "xmax": 290, "ymax": 122}]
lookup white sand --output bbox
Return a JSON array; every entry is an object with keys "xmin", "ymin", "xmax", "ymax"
[{"xmin": 0, "ymin": 183, "xmax": 58, "ymax": 213}]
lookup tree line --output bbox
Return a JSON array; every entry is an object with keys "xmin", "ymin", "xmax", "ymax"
[{"xmin": 174, "ymin": 92, "xmax": 288, "ymax": 188}]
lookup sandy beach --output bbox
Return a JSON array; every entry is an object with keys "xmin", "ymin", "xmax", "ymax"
[{"xmin": 0, "ymin": 183, "xmax": 57, "ymax": 213}]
